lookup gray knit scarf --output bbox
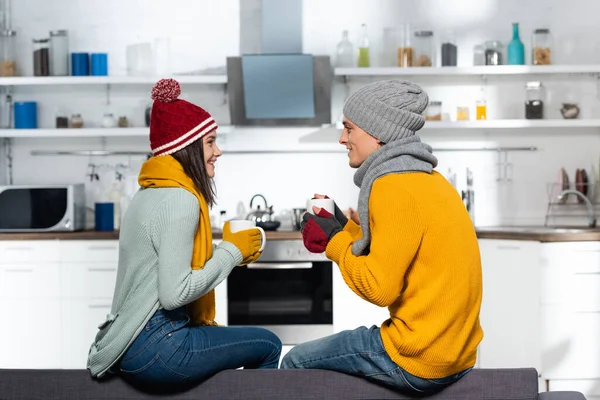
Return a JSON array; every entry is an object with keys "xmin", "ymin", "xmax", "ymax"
[{"xmin": 352, "ymin": 135, "xmax": 438, "ymax": 256}]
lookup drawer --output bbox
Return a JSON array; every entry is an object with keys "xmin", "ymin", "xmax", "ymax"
[
  {"xmin": 61, "ymin": 263, "xmax": 118, "ymax": 298},
  {"xmin": 0, "ymin": 240, "xmax": 60, "ymax": 263},
  {"xmin": 60, "ymin": 240, "xmax": 119, "ymax": 263},
  {"xmin": 0, "ymin": 263, "xmax": 61, "ymax": 298}
]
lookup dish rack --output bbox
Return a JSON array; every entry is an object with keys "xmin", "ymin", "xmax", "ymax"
[{"xmin": 544, "ymin": 182, "xmax": 599, "ymax": 227}]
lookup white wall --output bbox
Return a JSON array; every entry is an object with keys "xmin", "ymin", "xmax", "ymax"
[{"xmin": 6, "ymin": 0, "xmax": 600, "ymax": 227}]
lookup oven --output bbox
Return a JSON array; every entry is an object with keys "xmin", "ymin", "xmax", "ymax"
[{"xmin": 227, "ymin": 240, "xmax": 333, "ymax": 345}]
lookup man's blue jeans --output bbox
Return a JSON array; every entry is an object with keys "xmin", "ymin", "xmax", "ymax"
[
  {"xmin": 118, "ymin": 307, "xmax": 282, "ymax": 387},
  {"xmin": 280, "ymin": 325, "xmax": 472, "ymax": 395}
]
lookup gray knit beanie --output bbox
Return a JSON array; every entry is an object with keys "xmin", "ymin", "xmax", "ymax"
[{"xmin": 342, "ymin": 80, "xmax": 429, "ymax": 143}]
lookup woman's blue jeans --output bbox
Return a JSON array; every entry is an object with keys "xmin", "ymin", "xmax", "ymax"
[
  {"xmin": 280, "ymin": 325, "xmax": 472, "ymax": 395},
  {"xmin": 118, "ymin": 307, "xmax": 282, "ymax": 387}
]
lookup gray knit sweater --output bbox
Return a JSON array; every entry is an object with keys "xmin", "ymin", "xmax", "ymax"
[{"xmin": 87, "ymin": 187, "xmax": 242, "ymax": 378}]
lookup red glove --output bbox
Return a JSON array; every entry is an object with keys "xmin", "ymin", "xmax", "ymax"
[{"xmin": 301, "ymin": 208, "xmax": 343, "ymax": 253}]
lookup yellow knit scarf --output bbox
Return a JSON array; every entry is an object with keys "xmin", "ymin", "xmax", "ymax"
[{"xmin": 138, "ymin": 155, "xmax": 217, "ymax": 326}]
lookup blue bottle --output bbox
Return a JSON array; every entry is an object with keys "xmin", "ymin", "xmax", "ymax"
[{"xmin": 507, "ymin": 23, "xmax": 525, "ymax": 65}]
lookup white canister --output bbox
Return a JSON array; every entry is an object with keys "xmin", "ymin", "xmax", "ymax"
[{"xmin": 101, "ymin": 113, "xmax": 117, "ymax": 128}]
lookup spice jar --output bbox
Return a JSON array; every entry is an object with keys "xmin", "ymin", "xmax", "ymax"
[
  {"xmin": 425, "ymin": 101, "xmax": 442, "ymax": 121},
  {"xmin": 532, "ymin": 29, "xmax": 552, "ymax": 65},
  {"xmin": 441, "ymin": 30, "xmax": 457, "ymax": 67},
  {"xmin": 525, "ymin": 81, "xmax": 544, "ymax": 119},
  {"xmin": 413, "ymin": 30, "xmax": 434, "ymax": 67},
  {"xmin": 0, "ymin": 30, "xmax": 17, "ymax": 76},
  {"xmin": 49, "ymin": 30, "xmax": 69, "ymax": 76},
  {"xmin": 71, "ymin": 113, "xmax": 84, "ymax": 128},
  {"xmin": 101, "ymin": 113, "xmax": 117, "ymax": 128},
  {"xmin": 396, "ymin": 24, "xmax": 413, "ymax": 67},
  {"xmin": 118, "ymin": 116, "xmax": 129, "ymax": 128},
  {"xmin": 33, "ymin": 38, "xmax": 50, "ymax": 76},
  {"xmin": 55, "ymin": 113, "xmax": 69, "ymax": 128}
]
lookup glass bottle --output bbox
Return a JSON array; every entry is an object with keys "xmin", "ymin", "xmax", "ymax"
[
  {"xmin": 71, "ymin": 113, "xmax": 83, "ymax": 128},
  {"xmin": 335, "ymin": 30, "xmax": 354, "ymax": 68},
  {"xmin": 414, "ymin": 30, "xmax": 434, "ymax": 67},
  {"xmin": 357, "ymin": 24, "xmax": 370, "ymax": 68},
  {"xmin": 476, "ymin": 88, "xmax": 487, "ymax": 120},
  {"xmin": 532, "ymin": 29, "xmax": 552, "ymax": 65},
  {"xmin": 441, "ymin": 30, "xmax": 457, "ymax": 67},
  {"xmin": 484, "ymin": 40, "xmax": 504, "ymax": 66},
  {"xmin": 507, "ymin": 23, "xmax": 525, "ymax": 65},
  {"xmin": 525, "ymin": 81, "xmax": 544, "ymax": 119},
  {"xmin": 49, "ymin": 30, "xmax": 69, "ymax": 76},
  {"xmin": 32, "ymin": 38, "xmax": 50, "ymax": 76},
  {"xmin": 0, "ymin": 29, "xmax": 16, "ymax": 76},
  {"xmin": 425, "ymin": 101, "xmax": 442, "ymax": 121}
]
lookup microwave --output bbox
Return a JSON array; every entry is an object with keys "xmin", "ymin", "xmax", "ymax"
[{"xmin": 0, "ymin": 184, "xmax": 86, "ymax": 232}]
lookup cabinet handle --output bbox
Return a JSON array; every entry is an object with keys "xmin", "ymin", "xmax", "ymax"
[
  {"xmin": 87, "ymin": 267, "xmax": 117, "ymax": 272},
  {"xmin": 87, "ymin": 246, "xmax": 117, "ymax": 251},
  {"xmin": 4, "ymin": 268, "xmax": 33, "ymax": 273},
  {"xmin": 88, "ymin": 304, "xmax": 111, "ymax": 309},
  {"xmin": 496, "ymin": 245, "xmax": 520, "ymax": 250},
  {"xmin": 4, "ymin": 246, "xmax": 34, "ymax": 252}
]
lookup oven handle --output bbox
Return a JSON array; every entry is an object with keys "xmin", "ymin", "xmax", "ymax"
[{"xmin": 246, "ymin": 262, "xmax": 313, "ymax": 269}]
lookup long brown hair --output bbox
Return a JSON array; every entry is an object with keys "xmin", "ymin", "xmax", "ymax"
[{"xmin": 171, "ymin": 138, "xmax": 217, "ymax": 207}]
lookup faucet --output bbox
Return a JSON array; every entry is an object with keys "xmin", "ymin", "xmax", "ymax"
[{"xmin": 557, "ymin": 189, "xmax": 597, "ymax": 228}]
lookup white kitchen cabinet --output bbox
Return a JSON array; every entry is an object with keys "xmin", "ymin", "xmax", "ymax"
[
  {"xmin": 477, "ymin": 239, "xmax": 542, "ymax": 372},
  {"xmin": 541, "ymin": 242, "xmax": 600, "ymax": 381},
  {"xmin": 0, "ymin": 298, "xmax": 62, "ymax": 368},
  {"xmin": 332, "ymin": 264, "xmax": 390, "ymax": 333},
  {"xmin": 61, "ymin": 299, "xmax": 112, "ymax": 369}
]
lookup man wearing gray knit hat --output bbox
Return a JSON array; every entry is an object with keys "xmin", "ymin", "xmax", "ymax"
[{"xmin": 282, "ymin": 80, "xmax": 483, "ymax": 396}]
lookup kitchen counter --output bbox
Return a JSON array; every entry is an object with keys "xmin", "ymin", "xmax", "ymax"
[{"xmin": 1, "ymin": 227, "xmax": 600, "ymax": 242}]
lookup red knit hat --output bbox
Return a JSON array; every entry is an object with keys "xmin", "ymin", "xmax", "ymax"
[{"xmin": 149, "ymin": 78, "xmax": 218, "ymax": 156}]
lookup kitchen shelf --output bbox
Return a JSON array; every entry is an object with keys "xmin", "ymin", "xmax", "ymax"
[
  {"xmin": 0, "ymin": 75, "xmax": 227, "ymax": 86},
  {"xmin": 0, "ymin": 126, "xmax": 234, "ymax": 138},
  {"xmin": 422, "ymin": 119, "xmax": 600, "ymax": 129},
  {"xmin": 335, "ymin": 65, "xmax": 600, "ymax": 77}
]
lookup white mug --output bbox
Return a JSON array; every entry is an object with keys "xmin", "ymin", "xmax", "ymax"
[
  {"xmin": 307, "ymin": 198, "xmax": 335, "ymax": 215},
  {"xmin": 228, "ymin": 220, "xmax": 267, "ymax": 252}
]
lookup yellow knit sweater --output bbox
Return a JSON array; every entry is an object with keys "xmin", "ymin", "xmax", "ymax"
[{"xmin": 326, "ymin": 171, "xmax": 483, "ymax": 379}]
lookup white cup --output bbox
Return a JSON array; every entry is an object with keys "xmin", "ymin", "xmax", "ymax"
[
  {"xmin": 307, "ymin": 198, "xmax": 335, "ymax": 215},
  {"xmin": 228, "ymin": 220, "xmax": 266, "ymax": 252}
]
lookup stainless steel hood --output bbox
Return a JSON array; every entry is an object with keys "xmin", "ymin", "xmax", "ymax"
[{"xmin": 227, "ymin": 0, "xmax": 332, "ymax": 127}]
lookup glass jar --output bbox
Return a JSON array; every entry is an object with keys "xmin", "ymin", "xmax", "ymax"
[
  {"xmin": 55, "ymin": 113, "xmax": 68, "ymax": 128},
  {"xmin": 413, "ymin": 30, "xmax": 434, "ymax": 67},
  {"xmin": 33, "ymin": 38, "xmax": 50, "ymax": 76},
  {"xmin": 396, "ymin": 24, "xmax": 413, "ymax": 67},
  {"xmin": 525, "ymin": 81, "xmax": 544, "ymax": 119},
  {"xmin": 118, "ymin": 116, "xmax": 129, "ymax": 128},
  {"xmin": 441, "ymin": 30, "xmax": 457, "ymax": 67},
  {"xmin": 425, "ymin": 101, "xmax": 442, "ymax": 121},
  {"xmin": 532, "ymin": 29, "xmax": 552, "ymax": 65},
  {"xmin": 102, "ymin": 113, "xmax": 117, "ymax": 128},
  {"xmin": 0, "ymin": 30, "xmax": 16, "ymax": 76},
  {"xmin": 473, "ymin": 44, "xmax": 485, "ymax": 66},
  {"xmin": 476, "ymin": 100, "xmax": 487, "ymax": 120},
  {"xmin": 484, "ymin": 40, "xmax": 504, "ymax": 66},
  {"xmin": 456, "ymin": 106, "xmax": 470, "ymax": 121},
  {"xmin": 71, "ymin": 113, "xmax": 83, "ymax": 128},
  {"xmin": 49, "ymin": 30, "xmax": 69, "ymax": 76}
]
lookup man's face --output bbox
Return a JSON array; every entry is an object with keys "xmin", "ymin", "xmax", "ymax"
[{"xmin": 339, "ymin": 117, "xmax": 382, "ymax": 168}]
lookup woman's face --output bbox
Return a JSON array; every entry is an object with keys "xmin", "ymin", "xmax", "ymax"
[{"xmin": 203, "ymin": 130, "xmax": 221, "ymax": 178}]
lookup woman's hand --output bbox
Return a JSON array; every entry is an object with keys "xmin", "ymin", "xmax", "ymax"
[{"xmin": 222, "ymin": 222, "xmax": 262, "ymax": 266}]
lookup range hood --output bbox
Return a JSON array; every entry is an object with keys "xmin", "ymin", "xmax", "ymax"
[{"xmin": 227, "ymin": 0, "xmax": 332, "ymax": 127}]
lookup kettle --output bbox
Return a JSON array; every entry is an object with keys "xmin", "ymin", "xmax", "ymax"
[
  {"xmin": 246, "ymin": 194, "xmax": 281, "ymax": 231},
  {"xmin": 246, "ymin": 194, "xmax": 274, "ymax": 223}
]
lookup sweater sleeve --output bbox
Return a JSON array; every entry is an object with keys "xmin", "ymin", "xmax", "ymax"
[
  {"xmin": 343, "ymin": 218, "xmax": 363, "ymax": 240},
  {"xmin": 326, "ymin": 181, "xmax": 424, "ymax": 307},
  {"xmin": 152, "ymin": 189, "xmax": 243, "ymax": 310}
]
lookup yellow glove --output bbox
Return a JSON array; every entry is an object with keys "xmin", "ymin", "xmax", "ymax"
[{"xmin": 222, "ymin": 221, "xmax": 262, "ymax": 266}]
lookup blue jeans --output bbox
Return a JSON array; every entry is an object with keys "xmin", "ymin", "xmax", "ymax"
[
  {"xmin": 118, "ymin": 307, "xmax": 282, "ymax": 387},
  {"xmin": 280, "ymin": 325, "xmax": 472, "ymax": 395}
]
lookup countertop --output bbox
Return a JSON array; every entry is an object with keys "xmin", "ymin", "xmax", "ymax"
[{"xmin": 1, "ymin": 227, "xmax": 600, "ymax": 242}]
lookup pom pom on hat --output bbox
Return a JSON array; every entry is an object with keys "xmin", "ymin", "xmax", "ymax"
[{"xmin": 151, "ymin": 78, "xmax": 181, "ymax": 103}]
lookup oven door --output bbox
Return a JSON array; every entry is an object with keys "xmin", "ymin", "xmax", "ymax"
[{"xmin": 227, "ymin": 261, "xmax": 333, "ymax": 344}]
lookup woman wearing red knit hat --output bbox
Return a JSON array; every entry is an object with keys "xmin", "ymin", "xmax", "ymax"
[{"xmin": 87, "ymin": 79, "xmax": 282, "ymax": 388}]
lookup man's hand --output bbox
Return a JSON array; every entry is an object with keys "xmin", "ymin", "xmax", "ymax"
[{"xmin": 301, "ymin": 207, "xmax": 343, "ymax": 253}]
